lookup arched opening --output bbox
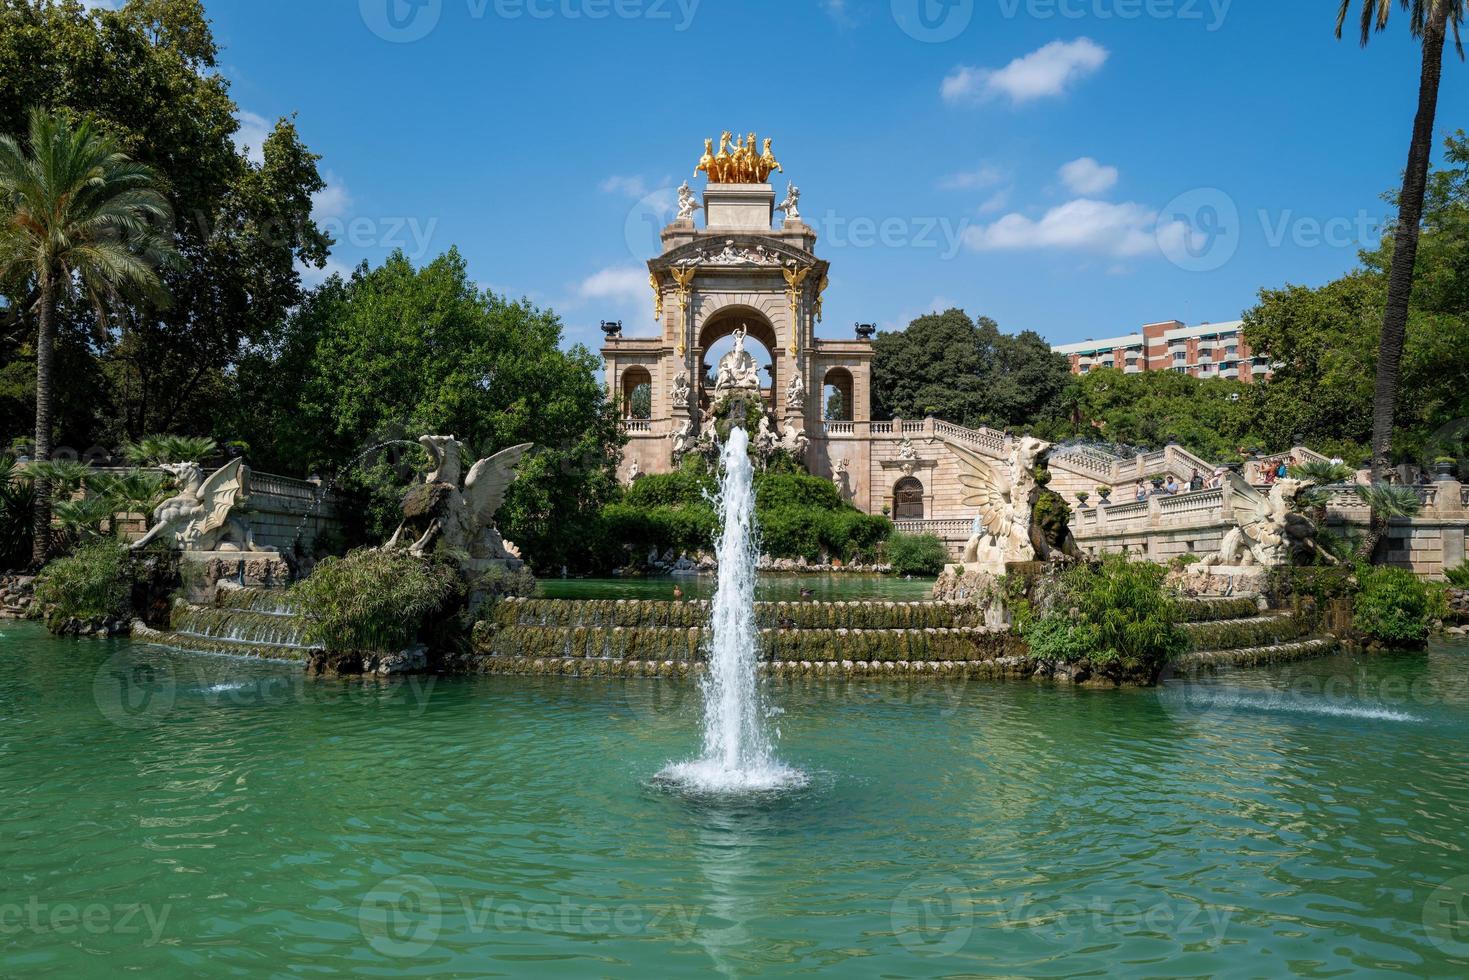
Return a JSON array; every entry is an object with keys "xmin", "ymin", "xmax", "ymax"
[
  {"xmin": 893, "ymin": 476, "xmax": 924, "ymax": 520},
  {"xmin": 823, "ymin": 367, "xmax": 854, "ymax": 421},
  {"xmin": 621, "ymin": 367, "xmax": 652, "ymax": 419},
  {"xmin": 698, "ymin": 312, "xmax": 779, "ymax": 414}
]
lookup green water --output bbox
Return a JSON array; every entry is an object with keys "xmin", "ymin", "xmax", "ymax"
[
  {"xmin": 3, "ymin": 619, "xmax": 1469, "ymax": 977},
  {"xmin": 538, "ymin": 573, "xmax": 937, "ymax": 602}
]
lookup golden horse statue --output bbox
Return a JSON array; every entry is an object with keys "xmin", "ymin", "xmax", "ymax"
[{"xmin": 696, "ymin": 132, "xmax": 782, "ymax": 183}]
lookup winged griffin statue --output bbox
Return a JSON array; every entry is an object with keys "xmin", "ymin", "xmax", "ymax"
[
  {"xmin": 948, "ymin": 436, "xmax": 1051, "ymax": 573},
  {"xmin": 1198, "ymin": 476, "xmax": 1336, "ymax": 569},
  {"xmin": 384, "ymin": 436, "xmax": 533, "ymax": 572},
  {"xmin": 130, "ymin": 459, "xmax": 272, "ymax": 553}
]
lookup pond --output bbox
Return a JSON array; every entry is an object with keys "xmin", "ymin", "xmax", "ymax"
[
  {"xmin": 537, "ymin": 573, "xmax": 937, "ymax": 602},
  {"xmin": 2, "ymin": 620, "xmax": 1468, "ymax": 976}
]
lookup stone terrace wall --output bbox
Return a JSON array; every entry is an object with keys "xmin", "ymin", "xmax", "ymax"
[{"xmin": 1069, "ymin": 480, "xmax": 1469, "ymax": 579}]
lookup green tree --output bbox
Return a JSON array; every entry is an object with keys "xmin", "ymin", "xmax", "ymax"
[
  {"xmin": 1243, "ymin": 132, "xmax": 1469, "ymax": 464},
  {"xmin": 0, "ymin": 0, "xmax": 330, "ymax": 444},
  {"xmin": 1049, "ymin": 368, "xmax": 1263, "ymax": 462},
  {"xmin": 871, "ymin": 308, "xmax": 1071, "ymax": 429},
  {"xmin": 1335, "ymin": 0, "xmax": 1465, "ymax": 481},
  {"xmin": 232, "ymin": 250, "xmax": 624, "ymax": 573},
  {"xmin": 0, "ymin": 108, "xmax": 176, "ymax": 563}
]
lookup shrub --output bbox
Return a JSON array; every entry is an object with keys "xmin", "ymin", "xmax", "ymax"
[
  {"xmin": 1353, "ymin": 565, "xmax": 1434, "ymax": 647},
  {"xmin": 292, "ymin": 548, "xmax": 464, "ymax": 653},
  {"xmin": 887, "ymin": 533, "xmax": 949, "ymax": 577},
  {"xmin": 1020, "ymin": 555, "xmax": 1187, "ymax": 683},
  {"xmin": 34, "ymin": 539, "xmax": 133, "ymax": 625},
  {"xmin": 0, "ymin": 457, "xmax": 35, "ymax": 569},
  {"xmin": 760, "ymin": 506, "xmax": 826, "ymax": 562},
  {"xmin": 1445, "ymin": 562, "xmax": 1469, "ymax": 588}
]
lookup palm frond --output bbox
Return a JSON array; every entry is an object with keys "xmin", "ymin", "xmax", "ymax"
[{"xmin": 1355, "ymin": 481, "xmax": 1425, "ymax": 518}]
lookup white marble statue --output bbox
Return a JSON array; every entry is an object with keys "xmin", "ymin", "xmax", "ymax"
[
  {"xmin": 898, "ymin": 437, "xmax": 921, "ymax": 476},
  {"xmin": 778, "ymin": 423, "xmax": 810, "ymax": 462},
  {"xmin": 756, "ymin": 415, "xmax": 779, "ymax": 457},
  {"xmin": 1198, "ymin": 477, "xmax": 1337, "ymax": 569},
  {"xmin": 627, "ymin": 458, "xmax": 641, "ymax": 484},
  {"xmin": 671, "ymin": 371, "xmax": 691, "ymax": 409},
  {"xmin": 130, "ymin": 459, "xmax": 274, "ymax": 553},
  {"xmin": 671, "ymin": 419, "xmax": 695, "ymax": 461},
  {"xmin": 714, "ymin": 325, "xmax": 762, "ymax": 393},
  {"xmin": 776, "ymin": 181, "xmax": 801, "ymax": 221},
  {"xmin": 949, "ymin": 436, "xmax": 1049, "ymax": 573},
  {"xmin": 675, "ymin": 180, "xmax": 702, "ymax": 221},
  {"xmin": 383, "ymin": 435, "xmax": 532, "ymax": 569},
  {"xmin": 786, "ymin": 370, "xmax": 806, "ymax": 412}
]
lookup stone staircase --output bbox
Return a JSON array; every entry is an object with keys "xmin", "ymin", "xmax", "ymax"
[
  {"xmin": 469, "ymin": 595, "xmax": 1336, "ymax": 681},
  {"xmin": 133, "ymin": 587, "xmax": 318, "ymax": 662},
  {"xmin": 469, "ymin": 597, "xmax": 1022, "ymax": 677},
  {"xmin": 1173, "ymin": 596, "xmax": 1336, "ymax": 672}
]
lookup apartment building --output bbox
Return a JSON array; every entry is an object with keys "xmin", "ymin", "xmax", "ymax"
[{"xmin": 1052, "ymin": 319, "xmax": 1272, "ymax": 383}]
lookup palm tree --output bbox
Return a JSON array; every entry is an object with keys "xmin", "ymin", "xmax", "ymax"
[
  {"xmin": 1336, "ymin": 2, "xmax": 1464, "ymax": 485},
  {"xmin": 0, "ymin": 108, "xmax": 178, "ymax": 565},
  {"xmin": 1354, "ymin": 482, "xmax": 1424, "ymax": 561}
]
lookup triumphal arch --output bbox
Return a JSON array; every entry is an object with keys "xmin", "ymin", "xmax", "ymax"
[
  {"xmin": 601, "ymin": 133, "xmax": 1090, "ymax": 544},
  {"xmin": 602, "ymin": 134, "xmax": 878, "ymax": 486}
]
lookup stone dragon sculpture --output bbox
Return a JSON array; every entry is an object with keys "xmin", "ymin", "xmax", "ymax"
[{"xmin": 383, "ymin": 435, "xmax": 533, "ymax": 571}]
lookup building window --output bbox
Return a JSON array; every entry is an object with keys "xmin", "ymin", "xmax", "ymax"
[{"xmin": 1173, "ymin": 351, "xmax": 1186, "ymax": 362}]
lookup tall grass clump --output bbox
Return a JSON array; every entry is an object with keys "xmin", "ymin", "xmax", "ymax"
[
  {"xmin": 1021, "ymin": 554, "xmax": 1187, "ymax": 683},
  {"xmin": 292, "ymin": 548, "xmax": 463, "ymax": 653}
]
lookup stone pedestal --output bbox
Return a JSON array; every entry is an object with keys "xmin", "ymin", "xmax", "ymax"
[
  {"xmin": 704, "ymin": 183, "xmax": 774, "ymax": 230},
  {"xmin": 180, "ymin": 551, "xmax": 292, "ymax": 602}
]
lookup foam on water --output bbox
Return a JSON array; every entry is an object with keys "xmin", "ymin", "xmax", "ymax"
[{"xmin": 657, "ymin": 427, "xmax": 805, "ymax": 794}]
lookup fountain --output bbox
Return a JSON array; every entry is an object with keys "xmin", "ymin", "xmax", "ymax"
[{"xmin": 657, "ymin": 427, "xmax": 805, "ymax": 793}]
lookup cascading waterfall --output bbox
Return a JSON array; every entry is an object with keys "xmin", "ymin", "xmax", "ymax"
[{"xmin": 657, "ymin": 427, "xmax": 804, "ymax": 793}]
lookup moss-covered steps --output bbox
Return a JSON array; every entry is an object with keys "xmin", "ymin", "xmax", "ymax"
[
  {"xmin": 1174, "ymin": 596, "xmax": 1336, "ymax": 673},
  {"xmin": 133, "ymin": 588, "xmax": 318, "ymax": 663}
]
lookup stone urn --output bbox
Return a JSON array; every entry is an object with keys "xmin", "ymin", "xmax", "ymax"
[
  {"xmin": 1076, "ymin": 492, "xmax": 1090, "ymax": 508},
  {"xmin": 1097, "ymin": 487, "xmax": 1112, "ymax": 504},
  {"xmin": 1434, "ymin": 458, "xmax": 1457, "ymax": 481}
]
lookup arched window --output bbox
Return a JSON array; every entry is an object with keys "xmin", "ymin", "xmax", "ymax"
[
  {"xmin": 621, "ymin": 367, "xmax": 652, "ymax": 419},
  {"xmin": 894, "ymin": 476, "xmax": 924, "ymax": 520},
  {"xmin": 823, "ymin": 368, "xmax": 854, "ymax": 421}
]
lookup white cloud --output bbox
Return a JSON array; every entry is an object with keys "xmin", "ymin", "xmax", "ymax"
[
  {"xmin": 600, "ymin": 175, "xmax": 651, "ymax": 198},
  {"xmin": 822, "ymin": 0, "xmax": 854, "ymax": 26},
  {"xmin": 234, "ymin": 111, "xmax": 271, "ymax": 165},
  {"xmin": 942, "ymin": 38, "xmax": 1109, "ymax": 105},
  {"xmin": 1059, "ymin": 157, "xmax": 1118, "ymax": 195},
  {"xmin": 964, "ymin": 198, "xmax": 1167, "ymax": 257},
  {"xmin": 311, "ymin": 171, "xmax": 353, "ymax": 222},
  {"xmin": 979, "ymin": 189, "xmax": 1011, "ymax": 213},
  {"xmin": 938, "ymin": 164, "xmax": 1005, "ymax": 191},
  {"xmin": 578, "ymin": 265, "xmax": 649, "ymax": 304}
]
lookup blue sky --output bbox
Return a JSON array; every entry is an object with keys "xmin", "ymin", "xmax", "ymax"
[{"xmin": 201, "ymin": 0, "xmax": 1467, "ymax": 351}]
